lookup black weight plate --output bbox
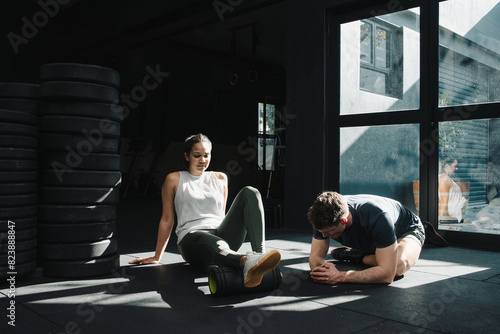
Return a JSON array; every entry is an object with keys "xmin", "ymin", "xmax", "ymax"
[
  {"xmin": 0, "ymin": 183, "xmax": 37, "ymax": 194},
  {"xmin": 40, "ymin": 133, "xmax": 118, "ymax": 153},
  {"xmin": 38, "ymin": 204, "xmax": 116, "ymax": 223},
  {"xmin": 0, "ymin": 98, "xmax": 44, "ymax": 114},
  {"xmin": 39, "ymin": 253, "xmax": 119, "ymax": 278},
  {"xmin": 41, "ymin": 152, "xmax": 120, "ymax": 171},
  {"xmin": 0, "ymin": 193, "xmax": 37, "ymax": 207},
  {"xmin": 0, "ymin": 249, "xmax": 37, "ymax": 266},
  {"xmin": 0, "ymin": 135, "xmax": 38, "ymax": 149},
  {"xmin": 0, "ymin": 238, "xmax": 36, "ymax": 253},
  {"xmin": 44, "ymin": 101, "xmax": 124, "ymax": 122},
  {"xmin": 41, "ymin": 115, "xmax": 120, "ymax": 138},
  {"xmin": 0, "ymin": 160, "xmax": 37, "ymax": 171},
  {"xmin": 0, "ymin": 227, "xmax": 37, "ymax": 243},
  {"xmin": 41, "ymin": 170, "xmax": 121, "ymax": 187},
  {"xmin": 39, "ymin": 187, "xmax": 119, "ymax": 205},
  {"xmin": 0, "ymin": 260, "xmax": 37, "ymax": 278},
  {"xmin": 0, "ymin": 206, "xmax": 37, "ymax": 219},
  {"xmin": 0, "ymin": 148, "xmax": 37, "ymax": 160},
  {"xmin": 0, "ymin": 216, "xmax": 37, "ymax": 232},
  {"xmin": 38, "ymin": 238, "xmax": 117, "ymax": 261},
  {"xmin": 0, "ymin": 122, "xmax": 37, "ymax": 137},
  {"xmin": 0, "ymin": 109, "xmax": 38, "ymax": 125},
  {"xmin": 40, "ymin": 81, "xmax": 119, "ymax": 103},
  {"xmin": 38, "ymin": 222, "xmax": 115, "ymax": 243},
  {"xmin": 0, "ymin": 171, "xmax": 37, "ymax": 183},
  {"xmin": 0, "ymin": 83, "xmax": 39, "ymax": 99},
  {"xmin": 40, "ymin": 63, "xmax": 120, "ymax": 89}
]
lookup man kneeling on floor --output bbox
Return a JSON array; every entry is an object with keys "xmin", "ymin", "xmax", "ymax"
[{"xmin": 307, "ymin": 192, "xmax": 437, "ymax": 284}]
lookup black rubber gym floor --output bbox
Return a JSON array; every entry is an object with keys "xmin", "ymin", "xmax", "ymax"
[{"xmin": 2, "ymin": 197, "xmax": 500, "ymax": 334}]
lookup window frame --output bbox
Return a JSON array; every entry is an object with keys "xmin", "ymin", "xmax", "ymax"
[
  {"xmin": 359, "ymin": 18, "xmax": 403, "ymax": 98},
  {"xmin": 257, "ymin": 101, "xmax": 277, "ymax": 171},
  {"xmin": 325, "ymin": 0, "xmax": 500, "ymax": 250}
]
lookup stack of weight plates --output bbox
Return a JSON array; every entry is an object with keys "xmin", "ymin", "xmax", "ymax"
[
  {"xmin": 38, "ymin": 63, "xmax": 123, "ymax": 278},
  {"xmin": 0, "ymin": 83, "xmax": 44, "ymax": 116},
  {"xmin": 0, "ymin": 83, "xmax": 40, "ymax": 278}
]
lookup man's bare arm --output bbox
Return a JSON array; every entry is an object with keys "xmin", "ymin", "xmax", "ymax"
[
  {"xmin": 309, "ymin": 237, "xmax": 330, "ymax": 270},
  {"xmin": 311, "ymin": 242, "xmax": 398, "ymax": 284}
]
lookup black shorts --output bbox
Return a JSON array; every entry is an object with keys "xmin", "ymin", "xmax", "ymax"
[{"xmin": 399, "ymin": 220, "xmax": 425, "ymax": 247}]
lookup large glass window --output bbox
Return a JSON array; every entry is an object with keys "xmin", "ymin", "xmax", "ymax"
[
  {"xmin": 340, "ymin": 124, "xmax": 420, "ymax": 210},
  {"xmin": 341, "ymin": 9, "xmax": 420, "ymax": 115},
  {"xmin": 438, "ymin": 0, "xmax": 500, "ymax": 235},
  {"xmin": 437, "ymin": 120, "xmax": 496, "ymax": 229},
  {"xmin": 329, "ymin": 0, "xmax": 500, "ymax": 247},
  {"xmin": 439, "ymin": 0, "xmax": 500, "ymax": 107}
]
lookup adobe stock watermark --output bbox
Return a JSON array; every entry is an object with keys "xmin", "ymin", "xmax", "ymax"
[
  {"xmin": 7, "ymin": 0, "xmax": 74, "ymax": 54},
  {"xmin": 118, "ymin": 64, "xmax": 170, "ymax": 120},
  {"xmin": 213, "ymin": 0, "xmax": 244, "ymax": 22},
  {"xmin": 225, "ymin": 106, "xmax": 296, "ymax": 177},
  {"xmin": 47, "ymin": 267, "xmax": 135, "ymax": 334},
  {"xmin": 50, "ymin": 64, "xmax": 170, "ymax": 182}
]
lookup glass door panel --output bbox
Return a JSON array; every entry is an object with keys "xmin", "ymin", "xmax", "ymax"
[
  {"xmin": 438, "ymin": 119, "xmax": 500, "ymax": 235},
  {"xmin": 438, "ymin": 0, "xmax": 500, "ymax": 236},
  {"xmin": 340, "ymin": 124, "xmax": 420, "ymax": 210},
  {"xmin": 439, "ymin": 0, "xmax": 500, "ymax": 107}
]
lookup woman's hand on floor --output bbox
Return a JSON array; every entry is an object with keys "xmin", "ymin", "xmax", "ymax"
[{"xmin": 129, "ymin": 257, "xmax": 159, "ymax": 265}]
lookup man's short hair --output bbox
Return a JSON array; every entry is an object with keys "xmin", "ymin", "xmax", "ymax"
[{"xmin": 307, "ymin": 191, "xmax": 348, "ymax": 230}]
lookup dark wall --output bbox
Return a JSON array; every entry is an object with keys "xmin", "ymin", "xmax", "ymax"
[
  {"xmin": 115, "ymin": 42, "xmax": 285, "ymax": 145},
  {"xmin": 0, "ymin": 3, "xmax": 286, "ymax": 202},
  {"xmin": 115, "ymin": 42, "xmax": 286, "ymax": 199},
  {"xmin": 0, "ymin": 3, "xmax": 47, "ymax": 83},
  {"xmin": 284, "ymin": 0, "xmax": 327, "ymax": 230}
]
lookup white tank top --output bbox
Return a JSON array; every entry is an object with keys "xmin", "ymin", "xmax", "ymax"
[{"xmin": 174, "ymin": 171, "xmax": 225, "ymax": 243}]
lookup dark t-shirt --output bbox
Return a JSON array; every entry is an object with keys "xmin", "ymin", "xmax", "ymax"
[{"xmin": 313, "ymin": 195, "xmax": 421, "ymax": 252}]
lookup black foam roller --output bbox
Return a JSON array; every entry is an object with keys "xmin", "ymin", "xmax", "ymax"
[{"xmin": 208, "ymin": 266, "xmax": 282, "ymax": 297}]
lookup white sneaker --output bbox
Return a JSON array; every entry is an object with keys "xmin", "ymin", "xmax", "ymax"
[{"xmin": 243, "ymin": 250, "xmax": 281, "ymax": 288}]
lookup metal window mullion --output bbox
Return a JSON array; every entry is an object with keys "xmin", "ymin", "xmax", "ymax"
[
  {"xmin": 419, "ymin": 0, "xmax": 440, "ymax": 225},
  {"xmin": 324, "ymin": 12, "xmax": 341, "ymax": 190}
]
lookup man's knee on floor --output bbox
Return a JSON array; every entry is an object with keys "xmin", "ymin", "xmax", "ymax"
[
  {"xmin": 396, "ymin": 257, "xmax": 410, "ymax": 276},
  {"xmin": 396, "ymin": 250, "xmax": 419, "ymax": 276}
]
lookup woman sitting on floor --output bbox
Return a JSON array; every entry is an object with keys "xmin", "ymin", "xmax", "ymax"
[{"xmin": 129, "ymin": 133, "xmax": 280, "ymax": 287}]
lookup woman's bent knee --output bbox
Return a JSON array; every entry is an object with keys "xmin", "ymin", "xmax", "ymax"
[
  {"xmin": 238, "ymin": 186, "xmax": 262, "ymax": 202},
  {"xmin": 241, "ymin": 186, "xmax": 259, "ymax": 196}
]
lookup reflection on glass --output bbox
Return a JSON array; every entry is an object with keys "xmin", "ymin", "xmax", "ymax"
[
  {"xmin": 258, "ymin": 102, "xmax": 275, "ymax": 135},
  {"xmin": 340, "ymin": 8, "xmax": 420, "ymax": 114},
  {"xmin": 375, "ymin": 27, "xmax": 389, "ymax": 68},
  {"xmin": 340, "ymin": 124, "xmax": 420, "ymax": 210},
  {"xmin": 438, "ymin": 119, "xmax": 500, "ymax": 235},
  {"xmin": 439, "ymin": 157, "xmax": 469, "ymax": 223},
  {"xmin": 258, "ymin": 138, "xmax": 275, "ymax": 171},
  {"xmin": 439, "ymin": 0, "xmax": 500, "ymax": 107},
  {"xmin": 360, "ymin": 21, "xmax": 372, "ymax": 64}
]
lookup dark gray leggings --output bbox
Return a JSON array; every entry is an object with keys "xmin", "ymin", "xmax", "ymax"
[{"xmin": 177, "ymin": 186, "xmax": 265, "ymax": 269}]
